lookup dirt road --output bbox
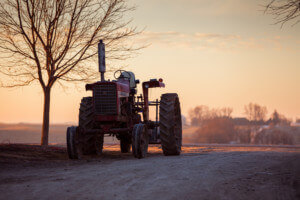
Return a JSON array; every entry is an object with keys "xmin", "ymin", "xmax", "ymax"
[{"xmin": 0, "ymin": 144, "xmax": 299, "ymax": 200}]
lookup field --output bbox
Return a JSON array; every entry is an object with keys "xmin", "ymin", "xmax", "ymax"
[
  {"xmin": 0, "ymin": 144, "xmax": 299, "ymax": 200},
  {"xmin": 0, "ymin": 123, "xmax": 118, "ymax": 144},
  {"xmin": 0, "ymin": 123, "xmax": 199, "ymax": 145}
]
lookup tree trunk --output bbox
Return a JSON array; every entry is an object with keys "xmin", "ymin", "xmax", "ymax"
[{"xmin": 41, "ymin": 87, "xmax": 51, "ymax": 146}]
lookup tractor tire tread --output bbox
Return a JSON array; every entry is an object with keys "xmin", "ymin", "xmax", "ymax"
[{"xmin": 159, "ymin": 93, "xmax": 182, "ymax": 156}]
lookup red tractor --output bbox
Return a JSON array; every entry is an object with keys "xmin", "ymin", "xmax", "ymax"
[{"xmin": 67, "ymin": 40, "xmax": 182, "ymax": 159}]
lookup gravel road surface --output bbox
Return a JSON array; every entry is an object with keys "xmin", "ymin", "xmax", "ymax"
[{"xmin": 0, "ymin": 144, "xmax": 299, "ymax": 200}]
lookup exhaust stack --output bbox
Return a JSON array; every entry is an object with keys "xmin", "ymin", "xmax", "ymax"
[{"xmin": 98, "ymin": 40, "xmax": 106, "ymax": 82}]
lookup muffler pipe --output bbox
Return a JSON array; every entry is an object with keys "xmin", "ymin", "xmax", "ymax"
[{"xmin": 98, "ymin": 40, "xmax": 106, "ymax": 82}]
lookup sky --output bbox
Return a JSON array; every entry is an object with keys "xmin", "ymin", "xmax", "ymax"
[{"xmin": 0, "ymin": 0, "xmax": 299, "ymax": 123}]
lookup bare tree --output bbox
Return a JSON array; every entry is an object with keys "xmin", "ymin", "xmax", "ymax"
[
  {"xmin": 270, "ymin": 110, "xmax": 291, "ymax": 125},
  {"xmin": 189, "ymin": 105, "xmax": 209, "ymax": 126},
  {"xmin": 220, "ymin": 107, "xmax": 233, "ymax": 118},
  {"xmin": 0, "ymin": 0, "xmax": 140, "ymax": 145},
  {"xmin": 271, "ymin": 110, "xmax": 281, "ymax": 125},
  {"xmin": 244, "ymin": 103, "xmax": 268, "ymax": 122},
  {"xmin": 265, "ymin": 0, "xmax": 300, "ymax": 26},
  {"xmin": 189, "ymin": 105, "xmax": 233, "ymax": 126}
]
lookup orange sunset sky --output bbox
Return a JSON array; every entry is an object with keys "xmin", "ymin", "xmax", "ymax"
[{"xmin": 0, "ymin": 0, "xmax": 299, "ymax": 123}]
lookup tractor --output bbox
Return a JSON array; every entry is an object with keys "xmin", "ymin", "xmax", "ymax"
[{"xmin": 66, "ymin": 40, "xmax": 182, "ymax": 159}]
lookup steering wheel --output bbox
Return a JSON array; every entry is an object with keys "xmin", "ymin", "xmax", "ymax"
[{"xmin": 114, "ymin": 70, "xmax": 131, "ymax": 80}]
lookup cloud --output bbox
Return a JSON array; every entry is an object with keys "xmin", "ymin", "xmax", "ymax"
[
  {"xmin": 146, "ymin": 0, "xmax": 260, "ymax": 17},
  {"xmin": 135, "ymin": 31, "xmax": 292, "ymax": 52},
  {"xmin": 194, "ymin": 33, "xmax": 240, "ymax": 39}
]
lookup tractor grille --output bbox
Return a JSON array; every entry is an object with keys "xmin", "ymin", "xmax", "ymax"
[{"xmin": 94, "ymin": 84, "xmax": 117, "ymax": 115}]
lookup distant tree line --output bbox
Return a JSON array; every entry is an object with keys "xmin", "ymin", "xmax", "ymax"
[
  {"xmin": 189, "ymin": 105, "xmax": 233, "ymax": 126},
  {"xmin": 188, "ymin": 106, "xmax": 235, "ymax": 143},
  {"xmin": 189, "ymin": 103, "xmax": 291, "ymax": 127},
  {"xmin": 186, "ymin": 103, "xmax": 294, "ymax": 144}
]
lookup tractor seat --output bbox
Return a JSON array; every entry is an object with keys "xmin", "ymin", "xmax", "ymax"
[{"xmin": 120, "ymin": 71, "xmax": 139, "ymax": 88}]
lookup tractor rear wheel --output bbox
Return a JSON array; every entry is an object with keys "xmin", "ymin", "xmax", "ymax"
[
  {"xmin": 132, "ymin": 124, "xmax": 149, "ymax": 159},
  {"xmin": 120, "ymin": 137, "xmax": 131, "ymax": 153},
  {"xmin": 79, "ymin": 97, "xmax": 104, "ymax": 155},
  {"xmin": 159, "ymin": 93, "xmax": 182, "ymax": 155},
  {"xmin": 79, "ymin": 97, "xmax": 94, "ymax": 129}
]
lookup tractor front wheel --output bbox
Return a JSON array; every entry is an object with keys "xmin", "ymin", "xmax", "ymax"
[
  {"xmin": 159, "ymin": 93, "xmax": 182, "ymax": 156},
  {"xmin": 120, "ymin": 137, "xmax": 131, "ymax": 153},
  {"xmin": 132, "ymin": 124, "xmax": 149, "ymax": 159}
]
